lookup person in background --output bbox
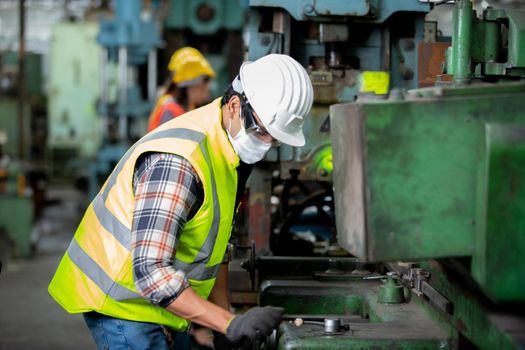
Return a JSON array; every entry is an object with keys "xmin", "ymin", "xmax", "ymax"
[
  {"xmin": 49, "ymin": 54, "xmax": 314, "ymax": 350},
  {"xmin": 147, "ymin": 47, "xmax": 216, "ymax": 132}
]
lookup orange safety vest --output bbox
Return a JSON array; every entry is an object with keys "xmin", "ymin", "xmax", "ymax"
[
  {"xmin": 147, "ymin": 94, "xmax": 186, "ymax": 132},
  {"xmin": 49, "ymin": 98, "xmax": 239, "ymax": 331}
]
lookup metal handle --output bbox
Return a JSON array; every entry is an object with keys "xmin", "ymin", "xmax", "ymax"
[{"xmin": 363, "ymin": 271, "xmax": 399, "ymax": 280}]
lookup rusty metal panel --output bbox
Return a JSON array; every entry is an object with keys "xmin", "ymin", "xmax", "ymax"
[{"xmin": 418, "ymin": 42, "xmax": 450, "ymax": 87}]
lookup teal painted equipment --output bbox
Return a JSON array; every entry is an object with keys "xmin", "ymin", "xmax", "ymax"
[
  {"xmin": 97, "ymin": 0, "xmax": 160, "ymax": 137},
  {"xmin": 90, "ymin": 0, "xmax": 161, "ymax": 198},
  {"xmin": 0, "ymin": 194, "xmax": 33, "ymax": 258},
  {"xmin": 248, "ymin": 0, "xmax": 429, "ymax": 22},
  {"xmin": 163, "ymin": 0, "xmax": 247, "ymax": 98},
  {"xmin": 165, "ymin": 0, "xmax": 245, "ymax": 35}
]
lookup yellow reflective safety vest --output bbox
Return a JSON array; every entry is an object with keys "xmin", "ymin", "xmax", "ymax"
[{"xmin": 49, "ymin": 98, "xmax": 239, "ymax": 331}]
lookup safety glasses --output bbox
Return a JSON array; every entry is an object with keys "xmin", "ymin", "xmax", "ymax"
[{"xmin": 241, "ymin": 99, "xmax": 282, "ymax": 146}]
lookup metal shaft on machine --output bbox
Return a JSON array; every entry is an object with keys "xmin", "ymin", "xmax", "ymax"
[{"xmin": 452, "ymin": 0, "xmax": 473, "ymax": 84}]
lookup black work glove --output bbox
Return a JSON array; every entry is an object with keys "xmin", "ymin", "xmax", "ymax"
[{"xmin": 225, "ymin": 306, "xmax": 284, "ymax": 344}]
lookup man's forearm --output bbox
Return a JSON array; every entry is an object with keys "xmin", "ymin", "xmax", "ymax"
[{"xmin": 166, "ymin": 286, "xmax": 234, "ymax": 333}]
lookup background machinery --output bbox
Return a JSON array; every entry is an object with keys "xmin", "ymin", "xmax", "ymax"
[
  {"xmin": 0, "ymin": 5, "xmax": 47, "ymax": 260},
  {"xmin": 239, "ymin": 0, "xmax": 431, "ymax": 257},
  {"xmin": 233, "ymin": 0, "xmax": 525, "ymax": 349},
  {"xmin": 47, "ymin": 0, "xmax": 247, "ymax": 198},
  {"xmin": 163, "ymin": 0, "xmax": 246, "ymax": 97}
]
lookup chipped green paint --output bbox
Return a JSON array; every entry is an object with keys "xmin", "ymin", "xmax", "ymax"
[{"xmin": 331, "ymin": 83, "xmax": 525, "ymax": 267}]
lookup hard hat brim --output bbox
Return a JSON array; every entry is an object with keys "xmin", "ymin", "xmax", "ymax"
[{"xmin": 267, "ymin": 124, "xmax": 305, "ymax": 147}]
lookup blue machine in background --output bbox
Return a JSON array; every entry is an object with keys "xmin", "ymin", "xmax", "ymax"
[
  {"xmin": 162, "ymin": 0, "xmax": 247, "ymax": 98},
  {"xmin": 90, "ymin": 0, "xmax": 161, "ymax": 197},
  {"xmin": 89, "ymin": 0, "xmax": 246, "ymax": 197}
]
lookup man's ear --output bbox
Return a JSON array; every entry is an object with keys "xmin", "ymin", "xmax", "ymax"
[{"xmin": 228, "ymin": 95, "xmax": 241, "ymax": 118}]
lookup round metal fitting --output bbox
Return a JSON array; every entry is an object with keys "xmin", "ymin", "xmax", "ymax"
[{"xmin": 324, "ymin": 318, "xmax": 341, "ymax": 334}]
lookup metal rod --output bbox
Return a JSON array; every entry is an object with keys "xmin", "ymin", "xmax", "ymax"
[
  {"xmin": 116, "ymin": 0, "xmax": 141, "ymax": 22},
  {"xmin": 17, "ymin": 0, "xmax": 25, "ymax": 159},
  {"xmin": 118, "ymin": 46, "xmax": 128, "ymax": 140},
  {"xmin": 272, "ymin": 10, "xmax": 291, "ymax": 55},
  {"xmin": 147, "ymin": 49, "xmax": 157, "ymax": 102},
  {"xmin": 452, "ymin": 0, "xmax": 473, "ymax": 84},
  {"xmin": 99, "ymin": 49, "xmax": 108, "ymax": 142}
]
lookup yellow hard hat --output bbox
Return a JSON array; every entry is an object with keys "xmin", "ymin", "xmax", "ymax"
[{"xmin": 168, "ymin": 47, "xmax": 216, "ymax": 87}]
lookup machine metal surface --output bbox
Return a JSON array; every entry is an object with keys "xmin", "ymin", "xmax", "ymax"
[
  {"xmin": 330, "ymin": 82, "xmax": 525, "ymax": 302},
  {"xmin": 249, "ymin": 0, "xmax": 429, "ymax": 22},
  {"xmin": 259, "ymin": 262, "xmax": 453, "ymax": 350}
]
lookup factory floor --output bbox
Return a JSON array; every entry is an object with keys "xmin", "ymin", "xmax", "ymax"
[{"xmin": 0, "ymin": 185, "xmax": 96, "ymax": 350}]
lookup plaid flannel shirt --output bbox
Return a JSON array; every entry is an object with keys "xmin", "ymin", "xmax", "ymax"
[{"xmin": 131, "ymin": 152, "xmax": 203, "ymax": 307}]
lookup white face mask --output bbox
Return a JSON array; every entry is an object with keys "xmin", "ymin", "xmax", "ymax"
[{"xmin": 227, "ymin": 106, "xmax": 272, "ymax": 164}]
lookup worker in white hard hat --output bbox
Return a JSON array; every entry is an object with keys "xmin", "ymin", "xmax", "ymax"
[
  {"xmin": 49, "ymin": 54, "xmax": 314, "ymax": 350},
  {"xmin": 147, "ymin": 47, "xmax": 216, "ymax": 132}
]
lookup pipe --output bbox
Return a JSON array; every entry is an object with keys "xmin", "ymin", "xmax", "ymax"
[
  {"xmin": 17, "ymin": 0, "xmax": 25, "ymax": 159},
  {"xmin": 452, "ymin": 0, "xmax": 473, "ymax": 84},
  {"xmin": 116, "ymin": 0, "xmax": 141, "ymax": 22},
  {"xmin": 118, "ymin": 46, "xmax": 128, "ymax": 141},
  {"xmin": 99, "ymin": 49, "xmax": 109, "ymax": 141},
  {"xmin": 147, "ymin": 49, "xmax": 157, "ymax": 102}
]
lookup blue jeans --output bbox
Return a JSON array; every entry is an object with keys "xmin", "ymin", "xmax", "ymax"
[{"xmin": 83, "ymin": 312, "xmax": 191, "ymax": 350}]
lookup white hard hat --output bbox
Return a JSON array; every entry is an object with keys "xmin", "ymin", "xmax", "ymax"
[{"xmin": 239, "ymin": 54, "xmax": 314, "ymax": 147}]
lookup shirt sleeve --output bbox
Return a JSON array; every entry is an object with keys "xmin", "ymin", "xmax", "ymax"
[{"xmin": 131, "ymin": 152, "xmax": 203, "ymax": 307}]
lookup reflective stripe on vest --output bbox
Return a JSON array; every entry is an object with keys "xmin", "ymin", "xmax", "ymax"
[
  {"xmin": 68, "ymin": 239, "xmax": 140, "ymax": 300},
  {"xmin": 70, "ymin": 128, "xmax": 224, "ymax": 287}
]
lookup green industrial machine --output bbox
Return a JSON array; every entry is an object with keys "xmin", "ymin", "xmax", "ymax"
[
  {"xmin": 446, "ymin": 0, "xmax": 525, "ymax": 82},
  {"xmin": 332, "ymin": 82, "xmax": 525, "ymax": 303},
  {"xmin": 236, "ymin": 1, "xmax": 525, "ymax": 349},
  {"xmin": 327, "ymin": 81, "xmax": 525, "ymax": 349}
]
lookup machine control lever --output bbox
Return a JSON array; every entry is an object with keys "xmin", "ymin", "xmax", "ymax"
[{"xmin": 405, "ymin": 267, "xmax": 453, "ymax": 315}]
